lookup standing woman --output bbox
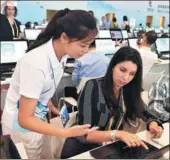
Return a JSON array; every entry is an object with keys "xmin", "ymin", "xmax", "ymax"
[
  {"xmin": 2, "ymin": 8, "xmax": 98, "ymax": 159},
  {"xmin": 3, "ymin": 2, "xmax": 21, "ymax": 39}
]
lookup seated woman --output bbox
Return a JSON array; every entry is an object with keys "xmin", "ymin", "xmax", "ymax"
[{"xmin": 61, "ymin": 46, "xmax": 163, "ymax": 158}]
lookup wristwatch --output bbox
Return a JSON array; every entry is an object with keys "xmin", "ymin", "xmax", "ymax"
[{"xmin": 110, "ymin": 130, "xmax": 117, "ymax": 141}]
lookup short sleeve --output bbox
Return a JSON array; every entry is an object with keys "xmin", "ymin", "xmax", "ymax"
[
  {"xmin": 19, "ymin": 62, "xmax": 45, "ymax": 99},
  {"xmin": 72, "ymin": 60, "xmax": 81, "ymax": 86}
]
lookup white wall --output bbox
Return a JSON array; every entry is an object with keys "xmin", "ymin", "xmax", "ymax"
[{"xmin": 37, "ymin": 1, "xmax": 87, "ymax": 10}]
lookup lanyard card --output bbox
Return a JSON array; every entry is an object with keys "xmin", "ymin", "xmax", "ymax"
[{"xmin": 60, "ymin": 105, "xmax": 70, "ymax": 127}]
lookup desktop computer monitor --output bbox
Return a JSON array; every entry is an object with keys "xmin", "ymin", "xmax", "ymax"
[
  {"xmin": 156, "ymin": 38, "xmax": 169, "ymax": 53},
  {"xmin": 97, "ymin": 30, "xmax": 111, "ymax": 38},
  {"xmin": 128, "ymin": 38, "xmax": 139, "ymax": 50},
  {"xmin": 133, "ymin": 31, "xmax": 138, "ymax": 38},
  {"xmin": 24, "ymin": 29, "xmax": 42, "ymax": 40},
  {"xmin": 95, "ymin": 39, "xmax": 116, "ymax": 55},
  {"xmin": 164, "ymin": 28, "xmax": 169, "ymax": 33},
  {"xmin": 110, "ymin": 30, "xmax": 122, "ymax": 39},
  {"xmin": 155, "ymin": 28, "xmax": 161, "ymax": 33},
  {"xmin": 1, "ymin": 41, "xmax": 28, "ymax": 64},
  {"xmin": 145, "ymin": 28, "xmax": 153, "ymax": 32},
  {"xmin": 34, "ymin": 25, "xmax": 46, "ymax": 29},
  {"xmin": 121, "ymin": 30, "xmax": 128, "ymax": 39},
  {"xmin": 20, "ymin": 24, "xmax": 26, "ymax": 33}
]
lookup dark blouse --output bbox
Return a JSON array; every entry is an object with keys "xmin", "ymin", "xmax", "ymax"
[
  {"xmin": 76, "ymin": 78, "xmax": 163, "ymax": 143},
  {"xmin": 0, "ymin": 14, "xmax": 21, "ymax": 41}
]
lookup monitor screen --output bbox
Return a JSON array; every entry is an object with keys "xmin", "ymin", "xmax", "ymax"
[
  {"xmin": 155, "ymin": 28, "xmax": 161, "ymax": 33},
  {"xmin": 145, "ymin": 28, "xmax": 153, "ymax": 32},
  {"xmin": 97, "ymin": 30, "xmax": 111, "ymax": 38},
  {"xmin": 121, "ymin": 30, "xmax": 128, "ymax": 39},
  {"xmin": 164, "ymin": 28, "xmax": 169, "ymax": 33},
  {"xmin": 95, "ymin": 39, "xmax": 116, "ymax": 54},
  {"xmin": 156, "ymin": 38, "xmax": 169, "ymax": 52},
  {"xmin": 110, "ymin": 30, "xmax": 122, "ymax": 39},
  {"xmin": 133, "ymin": 31, "xmax": 138, "ymax": 38},
  {"xmin": 128, "ymin": 38, "xmax": 139, "ymax": 50},
  {"xmin": 20, "ymin": 25, "xmax": 26, "ymax": 33},
  {"xmin": 1, "ymin": 41, "xmax": 28, "ymax": 64},
  {"xmin": 34, "ymin": 25, "xmax": 46, "ymax": 29},
  {"xmin": 24, "ymin": 29, "xmax": 42, "ymax": 40}
]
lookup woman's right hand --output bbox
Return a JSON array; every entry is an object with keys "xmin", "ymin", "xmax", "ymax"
[
  {"xmin": 115, "ymin": 130, "xmax": 148, "ymax": 149},
  {"xmin": 64, "ymin": 124, "xmax": 97, "ymax": 138}
]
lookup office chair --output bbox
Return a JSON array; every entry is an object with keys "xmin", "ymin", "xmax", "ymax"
[{"xmin": 58, "ymin": 77, "xmax": 98, "ymax": 112}]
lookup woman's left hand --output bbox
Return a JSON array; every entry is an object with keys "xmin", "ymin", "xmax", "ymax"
[{"xmin": 149, "ymin": 121, "xmax": 163, "ymax": 138}]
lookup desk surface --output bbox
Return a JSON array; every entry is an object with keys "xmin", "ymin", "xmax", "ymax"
[{"xmin": 70, "ymin": 123, "xmax": 169, "ymax": 159}]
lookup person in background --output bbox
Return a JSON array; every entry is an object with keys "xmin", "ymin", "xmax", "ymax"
[
  {"xmin": 112, "ymin": 17, "xmax": 118, "ymax": 29},
  {"xmin": 137, "ymin": 30, "xmax": 146, "ymax": 45},
  {"xmin": 0, "ymin": 13, "xmax": 13, "ymax": 41},
  {"xmin": 25, "ymin": 21, "xmax": 32, "ymax": 29},
  {"xmin": 137, "ymin": 31, "xmax": 158, "ymax": 79},
  {"xmin": 72, "ymin": 40, "xmax": 110, "ymax": 86},
  {"xmin": 34, "ymin": 22, "xmax": 39, "ymax": 26},
  {"xmin": 120, "ymin": 15, "xmax": 129, "ymax": 30},
  {"xmin": 2, "ymin": 8, "xmax": 98, "ymax": 159},
  {"xmin": 88, "ymin": 10, "xmax": 100, "ymax": 31},
  {"xmin": 103, "ymin": 13, "xmax": 112, "ymax": 30},
  {"xmin": 146, "ymin": 22, "xmax": 151, "ymax": 28},
  {"xmin": 3, "ymin": 2, "xmax": 21, "ymax": 39},
  {"xmin": 139, "ymin": 23, "xmax": 144, "ymax": 30},
  {"xmin": 147, "ymin": 75, "xmax": 170, "ymax": 122},
  {"xmin": 100, "ymin": 16, "xmax": 107, "ymax": 30},
  {"xmin": 61, "ymin": 47, "xmax": 163, "ymax": 158}
]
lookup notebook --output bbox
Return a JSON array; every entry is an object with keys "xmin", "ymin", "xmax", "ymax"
[{"xmin": 90, "ymin": 140, "xmax": 170, "ymax": 159}]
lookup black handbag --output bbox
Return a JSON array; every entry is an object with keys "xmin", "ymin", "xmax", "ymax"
[{"xmin": 0, "ymin": 135, "xmax": 21, "ymax": 159}]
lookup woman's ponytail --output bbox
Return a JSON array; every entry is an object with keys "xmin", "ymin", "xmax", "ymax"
[{"xmin": 26, "ymin": 8, "xmax": 70, "ymax": 52}]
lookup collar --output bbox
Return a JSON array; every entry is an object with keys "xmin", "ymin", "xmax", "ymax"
[
  {"xmin": 47, "ymin": 38, "xmax": 68, "ymax": 69},
  {"xmin": 140, "ymin": 46, "xmax": 151, "ymax": 51}
]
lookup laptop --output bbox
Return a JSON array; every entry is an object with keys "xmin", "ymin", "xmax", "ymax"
[
  {"xmin": 0, "ymin": 40, "xmax": 28, "ymax": 64},
  {"xmin": 97, "ymin": 30, "xmax": 111, "ymax": 38},
  {"xmin": 128, "ymin": 38, "xmax": 139, "ymax": 50},
  {"xmin": 90, "ymin": 140, "xmax": 170, "ymax": 159},
  {"xmin": 24, "ymin": 29, "xmax": 42, "ymax": 40},
  {"xmin": 155, "ymin": 28, "xmax": 161, "ymax": 34},
  {"xmin": 121, "ymin": 30, "xmax": 128, "ymax": 39},
  {"xmin": 0, "ymin": 40, "xmax": 28, "ymax": 76},
  {"xmin": 110, "ymin": 29, "xmax": 123, "ymax": 40},
  {"xmin": 155, "ymin": 38, "xmax": 169, "ymax": 56},
  {"xmin": 95, "ymin": 38, "xmax": 116, "ymax": 55}
]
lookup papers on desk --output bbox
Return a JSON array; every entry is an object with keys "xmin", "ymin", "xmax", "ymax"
[
  {"xmin": 155, "ymin": 59, "xmax": 170, "ymax": 65},
  {"xmin": 137, "ymin": 123, "xmax": 169, "ymax": 149}
]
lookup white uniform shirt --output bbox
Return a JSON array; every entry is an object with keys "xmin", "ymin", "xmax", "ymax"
[
  {"xmin": 139, "ymin": 46, "xmax": 158, "ymax": 79},
  {"xmin": 2, "ymin": 38, "xmax": 67, "ymax": 132}
]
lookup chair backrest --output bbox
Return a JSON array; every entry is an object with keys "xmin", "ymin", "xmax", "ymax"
[
  {"xmin": 50, "ymin": 112, "xmax": 77, "ymax": 159},
  {"xmin": 77, "ymin": 77, "xmax": 99, "ymax": 94},
  {"xmin": 143, "ymin": 70, "xmax": 165, "ymax": 91},
  {"xmin": 141, "ymin": 91, "xmax": 149, "ymax": 105}
]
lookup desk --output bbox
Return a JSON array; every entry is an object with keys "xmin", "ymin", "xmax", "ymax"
[{"xmin": 69, "ymin": 123, "xmax": 169, "ymax": 159}]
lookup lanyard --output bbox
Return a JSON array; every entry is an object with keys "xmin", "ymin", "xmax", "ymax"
[
  {"xmin": 8, "ymin": 19, "xmax": 19, "ymax": 37},
  {"xmin": 108, "ymin": 89, "xmax": 126, "ymax": 131}
]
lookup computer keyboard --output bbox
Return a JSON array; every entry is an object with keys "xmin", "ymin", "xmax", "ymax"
[
  {"xmin": 90, "ymin": 140, "xmax": 158, "ymax": 159},
  {"xmin": 107, "ymin": 145, "xmax": 151, "ymax": 159}
]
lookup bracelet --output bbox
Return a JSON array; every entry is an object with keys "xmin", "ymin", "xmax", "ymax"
[{"xmin": 110, "ymin": 130, "xmax": 117, "ymax": 141}]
